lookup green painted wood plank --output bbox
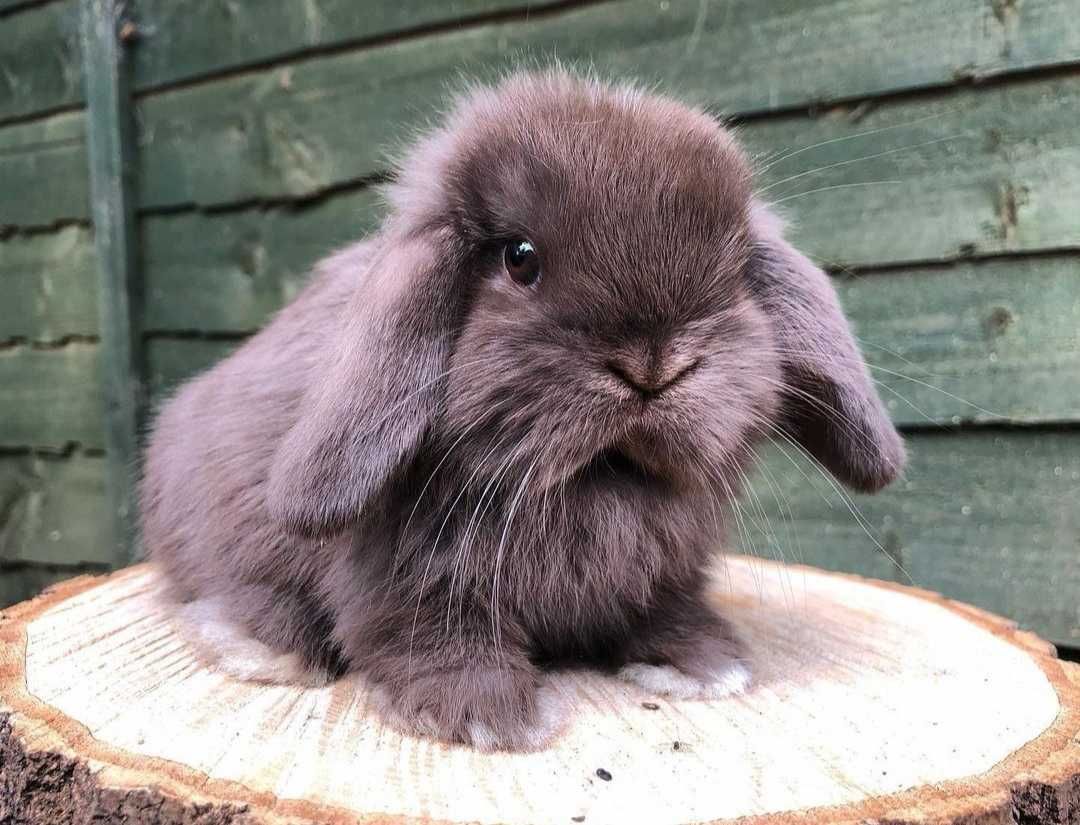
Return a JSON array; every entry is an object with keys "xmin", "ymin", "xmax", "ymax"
[
  {"xmin": 129, "ymin": 66, "xmax": 1080, "ymax": 262},
  {"xmin": 129, "ymin": 0, "xmax": 566, "ymax": 92},
  {"xmin": 0, "ymin": 563, "xmax": 105, "ymax": 609},
  {"xmin": 737, "ymin": 429, "xmax": 1080, "ymax": 647},
  {"xmin": 0, "ymin": 343, "xmax": 103, "ymax": 448},
  {"xmin": 0, "ymin": 111, "xmax": 87, "ymax": 225},
  {"xmin": 0, "ymin": 451, "xmax": 110, "ymax": 567},
  {"xmin": 0, "ymin": 225, "xmax": 97, "ymax": 341},
  {"xmin": 747, "ymin": 75, "xmax": 1080, "ymax": 266},
  {"xmin": 7, "ymin": 0, "xmax": 1080, "ymax": 128},
  {"xmin": 145, "ymin": 337, "xmax": 239, "ymax": 404},
  {"xmin": 0, "ymin": 0, "xmax": 62, "ymax": 12},
  {"xmin": 5, "ymin": 14, "xmax": 1080, "ymax": 250},
  {"xmin": 142, "ymin": 189, "xmax": 383, "ymax": 332},
  {"xmin": 0, "ymin": 0, "xmax": 564, "ymax": 122},
  {"xmin": 81, "ymin": 0, "xmax": 143, "ymax": 566},
  {"xmin": 837, "ymin": 257, "xmax": 1080, "ymax": 426},
  {"xmin": 0, "ymin": 0, "xmax": 80, "ymax": 121}
]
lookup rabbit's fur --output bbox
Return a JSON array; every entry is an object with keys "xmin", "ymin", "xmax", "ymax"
[{"xmin": 142, "ymin": 70, "xmax": 904, "ymax": 750}]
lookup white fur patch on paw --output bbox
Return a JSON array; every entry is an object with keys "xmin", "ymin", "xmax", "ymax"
[
  {"xmin": 466, "ymin": 684, "xmax": 566, "ymax": 752},
  {"xmin": 172, "ymin": 598, "xmax": 329, "ymax": 687},
  {"xmin": 618, "ymin": 661, "xmax": 751, "ymax": 700}
]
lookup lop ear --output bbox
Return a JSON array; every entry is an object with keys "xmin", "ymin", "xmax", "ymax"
[
  {"xmin": 267, "ymin": 229, "xmax": 459, "ymax": 537},
  {"xmin": 748, "ymin": 203, "xmax": 905, "ymax": 492}
]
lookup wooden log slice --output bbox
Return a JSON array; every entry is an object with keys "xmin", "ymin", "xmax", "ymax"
[{"xmin": 1, "ymin": 557, "xmax": 1077, "ymax": 824}]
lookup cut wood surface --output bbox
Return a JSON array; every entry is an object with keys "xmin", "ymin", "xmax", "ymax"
[{"xmin": 1, "ymin": 557, "xmax": 1077, "ymax": 824}]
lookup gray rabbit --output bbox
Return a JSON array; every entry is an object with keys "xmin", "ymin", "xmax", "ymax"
[{"xmin": 141, "ymin": 70, "xmax": 905, "ymax": 751}]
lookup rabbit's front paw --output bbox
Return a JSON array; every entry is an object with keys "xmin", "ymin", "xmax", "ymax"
[
  {"xmin": 618, "ymin": 659, "xmax": 751, "ymax": 700},
  {"xmin": 369, "ymin": 665, "xmax": 565, "ymax": 751}
]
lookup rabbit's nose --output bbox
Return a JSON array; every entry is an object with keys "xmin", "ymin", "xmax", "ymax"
[{"xmin": 606, "ymin": 352, "xmax": 699, "ymax": 398}]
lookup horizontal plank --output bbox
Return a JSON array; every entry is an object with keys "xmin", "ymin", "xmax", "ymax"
[
  {"xmin": 0, "ymin": 0, "xmax": 59, "ymax": 12},
  {"xmin": 8, "ymin": 0, "xmax": 1080, "ymax": 133},
  {"xmin": 142, "ymin": 189, "xmax": 383, "ymax": 332},
  {"xmin": 0, "ymin": 451, "xmax": 110, "ymax": 567},
  {"xmin": 838, "ymin": 257, "xmax": 1080, "ymax": 426},
  {"xmin": 0, "ymin": 563, "xmax": 103, "ymax": 609},
  {"xmin": 145, "ymin": 337, "xmax": 240, "ymax": 404},
  {"xmin": 0, "ymin": 225, "xmax": 97, "ymax": 341},
  {"xmin": 0, "ymin": 343, "xmax": 102, "ymax": 448},
  {"xmin": 0, "ymin": 111, "xmax": 87, "ymax": 225},
  {"xmin": 7, "ymin": 63, "xmax": 1080, "ymax": 275},
  {"xmin": 132, "ymin": 14, "xmax": 1080, "ymax": 225},
  {"xmin": 4, "ymin": 6, "xmax": 1080, "ymax": 253},
  {"xmin": 0, "ymin": 0, "xmax": 566, "ymax": 123},
  {"xmin": 0, "ymin": 0, "xmax": 79, "ymax": 122},
  {"xmin": 130, "ymin": 0, "xmax": 567, "ymax": 93},
  {"xmin": 748, "ymin": 74, "xmax": 1080, "ymax": 266},
  {"xmin": 736, "ymin": 429, "xmax": 1080, "ymax": 647}
]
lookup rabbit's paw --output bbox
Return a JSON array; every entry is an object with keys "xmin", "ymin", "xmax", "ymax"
[
  {"xmin": 618, "ymin": 659, "xmax": 751, "ymax": 700},
  {"xmin": 173, "ymin": 598, "xmax": 331, "ymax": 687},
  {"xmin": 368, "ymin": 665, "xmax": 565, "ymax": 751}
]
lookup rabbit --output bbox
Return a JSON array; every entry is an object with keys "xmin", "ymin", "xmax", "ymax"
[{"xmin": 141, "ymin": 69, "xmax": 905, "ymax": 751}]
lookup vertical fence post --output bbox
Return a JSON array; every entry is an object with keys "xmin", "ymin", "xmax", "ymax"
[{"xmin": 80, "ymin": 0, "xmax": 143, "ymax": 567}]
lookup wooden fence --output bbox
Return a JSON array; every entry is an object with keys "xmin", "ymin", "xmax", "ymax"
[{"xmin": 1, "ymin": 0, "xmax": 1078, "ymax": 649}]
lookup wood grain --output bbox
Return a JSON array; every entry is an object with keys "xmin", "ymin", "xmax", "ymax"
[
  {"xmin": 835, "ymin": 256, "xmax": 1080, "ymax": 426},
  {"xmin": 0, "ymin": 558, "xmax": 1077, "ymax": 824},
  {"xmin": 737, "ymin": 429, "xmax": 1080, "ymax": 647}
]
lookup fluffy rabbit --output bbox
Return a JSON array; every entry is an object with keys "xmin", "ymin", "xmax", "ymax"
[{"xmin": 142, "ymin": 69, "xmax": 904, "ymax": 750}]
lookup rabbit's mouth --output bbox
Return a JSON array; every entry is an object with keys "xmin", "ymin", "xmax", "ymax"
[{"xmin": 577, "ymin": 445, "xmax": 666, "ymax": 487}]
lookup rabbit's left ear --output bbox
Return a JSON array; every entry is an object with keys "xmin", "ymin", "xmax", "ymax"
[
  {"xmin": 747, "ymin": 203, "xmax": 905, "ymax": 492},
  {"xmin": 268, "ymin": 228, "xmax": 461, "ymax": 537}
]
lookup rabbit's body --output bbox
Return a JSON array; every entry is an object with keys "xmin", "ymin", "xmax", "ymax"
[{"xmin": 142, "ymin": 71, "xmax": 904, "ymax": 750}]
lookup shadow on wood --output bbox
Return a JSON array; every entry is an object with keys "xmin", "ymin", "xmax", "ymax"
[{"xmin": 1, "ymin": 557, "xmax": 1077, "ymax": 824}]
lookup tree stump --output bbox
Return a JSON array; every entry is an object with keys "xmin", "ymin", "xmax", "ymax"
[{"xmin": 1, "ymin": 558, "xmax": 1077, "ymax": 825}]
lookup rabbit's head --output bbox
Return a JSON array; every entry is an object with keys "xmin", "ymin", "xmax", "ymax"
[{"xmin": 268, "ymin": 70, "xmax": 904, "ymax": 538}]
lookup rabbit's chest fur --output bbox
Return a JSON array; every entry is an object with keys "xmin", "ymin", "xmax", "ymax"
[{"xmin": 373, "ymin": 460, "xmax": 723, "ymax": 664}]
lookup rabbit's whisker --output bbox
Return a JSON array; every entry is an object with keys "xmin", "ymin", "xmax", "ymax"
[
  {"xmin": 769, "ymin": 180, "xmax": 904, "ymax": 205},
  {"xmin": 406, "ymin": 432, "xmax": 509, "ymax": 683},
  {"xmin": 756, "ymin": 134, "xmax": 963, "ymax": 195},
  {"xmin": 754, "ymin": 106, "xmax": 960, "ymax": 174},
  {"xmin": 491, "ymin": 457, "xmax": 539, "ymax": 666}
]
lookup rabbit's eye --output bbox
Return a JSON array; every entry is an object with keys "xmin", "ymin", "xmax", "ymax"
[{"xmin": 503, "ymin": 239, "xmax": 541, "ymax": 287}]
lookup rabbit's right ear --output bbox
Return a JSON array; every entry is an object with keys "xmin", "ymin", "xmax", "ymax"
[
  {"xmin": 267, "ymin": 228, "xmax": 461, "ymax": 538},
  {"xmin": 747, "ymin": 203, "xmax": 905, "ymax": 492}
]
